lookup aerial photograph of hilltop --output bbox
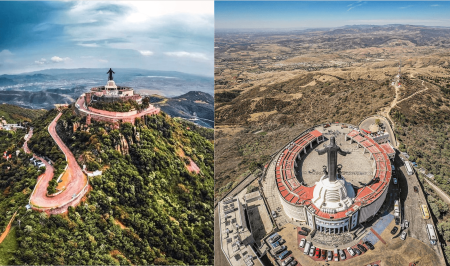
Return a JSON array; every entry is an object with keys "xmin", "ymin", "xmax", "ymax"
[
  {"xmin": 215, "ymin": 2, "xmax": 450, "ymax": 266},
  {"xmin": 0, "ymin": 1, "xmax": 213, "ymax": 265}
]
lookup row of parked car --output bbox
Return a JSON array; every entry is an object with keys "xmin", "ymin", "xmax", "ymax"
[
  {"xmin": 268, "ymin": 234, "xmax": 298, "ymax": 266},
  {"xmin": 299, "ymin": 238, "xmax": 374, "ymax": 261}
]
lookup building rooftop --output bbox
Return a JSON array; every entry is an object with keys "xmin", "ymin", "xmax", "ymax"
[
  {"xmin": 275, "ymin": 127, "xmax": 392, "ymax": 220},
  {"xmin": 219, "ymin": 197, "xmax": 262, "ymax": 266}
]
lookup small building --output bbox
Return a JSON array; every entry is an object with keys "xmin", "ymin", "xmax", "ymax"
[
  {"xmin": 380, "ymin": 142, "xmax": 396, "ymax": 160},
  {"xmin": 371, "ymin": 131, "xmax": 390, "ymax": 144}
]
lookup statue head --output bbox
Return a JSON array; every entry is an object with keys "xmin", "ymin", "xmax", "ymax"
[{"xmin": 330, "ymin": 136, "xmax": 336, "ymax": 145}]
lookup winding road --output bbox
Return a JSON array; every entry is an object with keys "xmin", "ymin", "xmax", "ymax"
[{"xmin": 25, "ymin": 113, "xmax": 88, "ymax": 213}]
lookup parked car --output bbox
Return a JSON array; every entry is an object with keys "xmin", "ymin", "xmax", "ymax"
[
  {"xmin": 299, "ymin": 239, "xmax": 306, "ymax": 248},
  {"xmin": 354, "ymin": 248, "xmax": 361, "ymax": 255},
  {"xmin": 310, "ymin": 229, "xmax": 316, "ymax": 238},
  {"xmin": 391, "ymin": 226, "xmax": 399, "ymax": 235},
  {"xmin": 271, "ymin": 241, "xmax": 280, "ymax": 249},
  {"xmin": 347, "ymin": 247, "xmax": 355, "ymax": 256},
  {"xmin": 334, "ymin": 249, "xmax": 339, "ymax": 261},
  {"xmin": 288, "ymin": 260, "xmax": 297, "ymax": 266},
  {"xmin": 298, "ymin": 230, "xmax": 308, "ymax": 236},
  {"xmin": 278, "ymin": 250, "xmax": 289, "ymax": 260},
  {"xmin": 315, "ymin": 248, "xmax": 320, "ymax": 258},
  {"xmin": 321, "ymin": 249, "xmax": 326, "ymax": 260},
  {"xmin": 364, "ymin": 241, "xmax": 375, "ymax": 250},
  {"xmin": 309, "ymin": 245, "xmax": 315, "ymax": 256},
  {"xmin": 301, "ymin": 227, "xmax": 311, "ymax": 233},
  {"xmin": 414, "ymin": 186, "xmax": 419, "ymax": 193},
  {"xmin": 401, "ymin": 231, "xmax": 407, "ymax": 240},
  {"xmin": 393, "ymin": 177, "xmax": 398, "ymax": 185},
  {"xmin": 271, "ymin": 235, "xmax": 281, "ymax": 243},
  {"xmin": 339, "ymin": 249, "xmax": 346, "ymax": 260},
  {"xmin": 304, "ymin": 241, "xmax": 311, "ymax": 255},
  {"xmin": 403, "ymin": 220, "xmax": 409, "ymax": 229},
  {"xmin": 275, "ymin": 246, "xmax": 286, "ymax": 255},
  {"xmin": 272, "ymin": 210, "xmax": 277, "ymax": 218},
  {"xmin": 327, "ymin": 250, "xmax": 333, "ymax": 261},
  {"xmin": 282, "ymin": 256, "xmax": 293, "ymax": 266},
  {"xmin": 357, "ymin": 244, "xmax": 367, "ymax": 253}
]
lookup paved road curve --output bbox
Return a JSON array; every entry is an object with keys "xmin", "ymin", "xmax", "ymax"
[{"xmin": 28, "ymin": 113, "xmax": 88, "ymax": 212}]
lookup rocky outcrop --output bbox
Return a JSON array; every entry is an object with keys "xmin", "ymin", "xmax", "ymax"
[{"xmin": 115, "ymin": 134, "xmax": 129, "ymax": 155}]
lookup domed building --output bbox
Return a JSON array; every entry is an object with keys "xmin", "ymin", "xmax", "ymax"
[{"xmin": 275, "ymin": 126, "xmax": 392, "ymax": 234}]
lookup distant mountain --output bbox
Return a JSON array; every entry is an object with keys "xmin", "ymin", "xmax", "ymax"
[
  {"xmin": 150, "ymin": 91, "xmax": 214, "ymax": 128},
  {"xmin": 0, "ymin": 68, "xmax": 213, "ymax": 111}
]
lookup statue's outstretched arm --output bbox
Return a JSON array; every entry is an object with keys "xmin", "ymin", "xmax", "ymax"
[
  {"xmin": 337, "ymin": 148, "xmax": 351, "ymax": 156},
  {"xmin": 315, "ymin": 147, "xmax": 327, "ymax": 155}
]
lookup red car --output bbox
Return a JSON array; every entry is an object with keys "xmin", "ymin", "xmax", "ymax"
[{"xmin": 315, "ymin": 248, "xmax": 321, "ymax": 258}]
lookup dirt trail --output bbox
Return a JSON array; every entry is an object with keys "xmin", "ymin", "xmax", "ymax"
[
  {"xmin": 380, "ymin": 79, "xmax": 428, "ymax": 148},
  {"xmin": 0, "ymin": 211, "xmax": 17, "ymax": 245},
  {"xmin": 396, "ymin": 80, "xmax": 429, "ymax": 105}
]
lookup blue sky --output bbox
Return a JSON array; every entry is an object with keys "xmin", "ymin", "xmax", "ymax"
[
  {"xmin": 0, "ymin": 1, "xmax": 214, "ymax": 76},
  {"xmin": 216, "ymin": 1, "xmax": 450, "ymax": 30}
]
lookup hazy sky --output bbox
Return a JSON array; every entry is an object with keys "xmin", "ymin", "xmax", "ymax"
[
  {"xmin": 0, "ymin": 1, "xmax": 214, "ymax": 76},
  {"xmin": 216, "ymin": 1, "xmax": 450, "ymax": 30}
]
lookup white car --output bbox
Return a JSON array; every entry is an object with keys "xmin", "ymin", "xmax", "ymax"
[
  {"xmin": 309, "ymin": 245, "xmax": 315, "ymax": 256},
  {"xmin": 347, "ymin": 247, "xmax": 355, "ymax": 256},
  {"xmin": 404, "ymin": 220, "xmax": 409, "ymax": 229},
  {"xmin": 299, "ymin": 238, "xmax": 306, "ymax": 248},
  {"xmin": 282, "ymin": 257, "xmax": 293, "ymax": 266},
  {"xmin": 400, "ymin": 231, "xmax": 407, "ymax": 240}
]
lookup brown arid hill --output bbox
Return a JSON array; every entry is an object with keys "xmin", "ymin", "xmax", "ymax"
[{"xmin": 215, "ymin": 25, "xmax": 450, "ymax": 202}]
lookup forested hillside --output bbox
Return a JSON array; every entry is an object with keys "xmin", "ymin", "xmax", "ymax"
[
  {"xmin": 0, "ymin": 104, "xmax": 46, "ymax": 123},
  {"xmin": 0, "ymin": 106, "xmax": 214, "ymax": 265}
]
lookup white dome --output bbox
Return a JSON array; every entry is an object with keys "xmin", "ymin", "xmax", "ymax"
[{"xmin": 312, "ymin": 175, "xmax": 355, "ymax": 213}]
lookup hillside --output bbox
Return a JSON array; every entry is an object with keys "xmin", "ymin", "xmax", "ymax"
[
  {"xmin": 215, "ymin": 70, "xmax": 396, "ymax": 199},
  {"xmin": 151, "ymin": 91, "xmax": 214, "ymax": 128},
  {"xmin": 0, "ymin": 104, "xmax": 46, "ymax": 123},
  {"xmin": 0, "ymin": 105, "xmax": 214, "ymax": 265},
  {"xmin": 214, "ymin": 25, "xmax": 450, "ymax": 202}
]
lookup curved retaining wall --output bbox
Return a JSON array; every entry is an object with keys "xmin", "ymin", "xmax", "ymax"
[
  {"xmin": 87, "ymin": 107, "xmax": 138, "ymax": 117},
  {"xmin": 280, "ymin": 197, "xmax": 306, "ymax": 221},
  {"xmin": 358, "ymin": 184, "xmax": 389, "ymax": 223}
]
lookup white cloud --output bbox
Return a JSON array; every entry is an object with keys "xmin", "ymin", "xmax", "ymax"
[
  {"xmin": 51, "ymin": 56, "xmax": 71, "ymax": 63},
  {"xmin": 34, "ymin": 58, "xmax": 47, "ymax": 65},
  {"xmin": 164, "ymin": 51, "xmax": 208, "ymax": 60},
  {"xmin": 0, "ymin": 49, "xmax": 13, "ymax": 57},
  {"xmin": 98, "ymin": 59, "xmax": 108, "ymax": 63},
  {"xmin": 139, "ymin": 50, "xmax": 154, "ymax": 56},
  {"xmin": 399, "ymin": 5, "xmax": 414, "ymax": 9},
  {"xmin": 78, "ymin": 43, "xmax": 99, "ymax": 48},
  {"xmin": 347, "ymin": 2, "xmax": 364, "ymax": 12},
  {"xmin": 431, "ymin": 4, "xmax": 440, "ymax": 7}
]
